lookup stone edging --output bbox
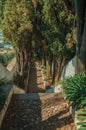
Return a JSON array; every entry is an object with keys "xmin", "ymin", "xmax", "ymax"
[
  {"xmin": 0, "ymin": 84, "xmax": 26, "ymax": 128},
  {"xmin": 13, "ymin": 85, "xmax": 25, "ymax": 94},
  {"xmin": 0, "ymin": 86, "xmax": 13, "ymax": 128}
]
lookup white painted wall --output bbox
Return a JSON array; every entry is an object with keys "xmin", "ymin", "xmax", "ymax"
[
  {"xmin": 46, "ymin": 57, "xmax": 76, "ymax": 93},
  {"xmin": 61, "ymin": 56, "xmax": 76, "ymax": 80}
]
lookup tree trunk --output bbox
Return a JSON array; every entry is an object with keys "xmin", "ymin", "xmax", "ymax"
[
  {"xmin": 46, "ymin": 57, "xmax": 51, "ymax": 77},
  {"xmin": 52, "ymin": 55, "xmax": 56, "ymax": 85},
  {"xmin": 55, "ymin": 57, "xmax": 66, "ymax": 82},
  {"xmin": 75, "ymin": 0, "xmax": 86, "ymax": 73},
  {"xmin": 44, "ymin": 50, "xmax": 46, "ymax": 66},
  {"xmin": 16, "ymin": 48, "xmax": 30, "ymax": 88}
]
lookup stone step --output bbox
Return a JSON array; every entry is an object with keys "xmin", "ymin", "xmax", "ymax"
[
  {"xmin": 37, "ymin": 82, "xmax": 44, "ymax": 85},
  {"xmin": 37, "ymin": 75, "xmax": 42, "ymax": 78},
  {"xmin": 27, "ymin": 63, "xmax": 45, "ymax": 93},
  {"xmin": 37, "ymin": 72, "xmax": 42, "ymax": 77},
  {"xmin": 37, "ymin": 77, "xmax": 43, "ymax": 82},
  {"xmin": 37, "ymin": 84, "xmax": 45, "ymax": 89},
  {"xmin": 37, "ymin": 68, "xmax": 41, "ymax": 71}
]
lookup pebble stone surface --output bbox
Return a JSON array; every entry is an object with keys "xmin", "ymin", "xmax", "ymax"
[
  {"xmin": 27, "ymin": 63, "xmax": 45, "ymax": 93},
  {"xmin": 1, "ymin": 93, "xmax": 76, "ymax": 130},
  {"xmin": 1, "ymin": 63, "xmax": 77, "ymax": 130}
]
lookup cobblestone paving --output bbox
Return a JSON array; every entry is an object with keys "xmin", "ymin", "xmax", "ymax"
[
  {"xmin": 27, "ymin": 63, "xmax": 45, "ymax": 93},
  {"xmin": 1, "ymin": 93, "xmax": 76, "ymax": 130},
  {"xmin": 1, "ymin": 62, "xmax": 77, "ymax": 130}
]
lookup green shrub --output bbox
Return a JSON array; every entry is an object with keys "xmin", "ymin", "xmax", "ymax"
[
  {"xmin": 0, "ymin": 77, "xmax": 8, "ymax": 86},
  {"xmin": 0, "ymin": 43, "xmax": 4, "ymax": 48},
  {"xmin": 0, "ymin": 78, "xmax": 9, "ymax": 110},
  {"xmin": 13, "ymin": 73, "xmax": 21, "ymax": 86},
  {"xmin": 0, "ymin": 54, "xmax": 7, "ymax": 66},
  {"xmin": 0, "ymin": 52, "xmax": 15, "ymax": 66},
  {"xmin": 63, "ymin": 73, "xmax": 86, "ymax": 109}
]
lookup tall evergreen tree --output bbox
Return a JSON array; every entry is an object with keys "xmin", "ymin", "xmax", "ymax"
[
  {"xmin": 42, "ymin": 0, "xmax": 76, "ymax": 82},
  {"xmin": 2, "ymin": 0, "xmax": 34, "ymax": 87},
  {"xmin": 1, "ymin": 0, "xmax": 76, "ymax": 87}
]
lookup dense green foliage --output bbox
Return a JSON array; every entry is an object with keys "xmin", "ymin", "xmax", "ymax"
[
  {"xmin": 38, "ymin": 0, "xmax": 76, "ymax": 82},
  {"xmin": 2, "ymin": 0, "xmax": 33, "ymax": 49},
  {"xmin": 0, "ymin": 0, "xmax": 76, "ymax": 86},
  {"xmin": 0, "ymin": 53, "xmax": 15, "ymax": 66},
  {"xmin": 63, "ymin": 73, "xmax": 86, "ymax": 109},
  {"xmin": 0, "ymin": 1, "xmax": 86, "ymax": 128},
  {"xmin": 0, "ymin": 0, "xmax": 7, "ymax": 25},
  {"xmin": 0, "ymin": 78, "xmax": 8, "ymax": 85}
]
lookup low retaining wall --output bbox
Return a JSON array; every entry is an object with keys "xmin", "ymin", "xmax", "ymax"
[
  {"xmin": 13, "ymin": 85, "xmax": 25, "ymax": 94},
  {"xmin": 0, "ymin": 84, "xmax": 27, "ymax": 128},
  {"xmin": 0, "ymin": 85, "xmax": 13, "ymax": 127}
]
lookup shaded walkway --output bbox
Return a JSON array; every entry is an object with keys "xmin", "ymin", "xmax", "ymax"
[
  {"xmin": 1, "ymin": 93, "xmax": 76, "ymax": 130},
  {"xmin": 1, "ymin": 62, "xmax": 77, "ymax": 130},
  {"xmin": 27, "ymin": 62, "xmax": 45, "ymax": 93}
]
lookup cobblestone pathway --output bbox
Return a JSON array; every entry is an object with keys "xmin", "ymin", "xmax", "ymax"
[
  {"xmin": 27, "ymin": 62, "xmax": 45, "ymax": 93},
  {"xmin": 1, "ymin": 93, "xmax": 76, "ymax": 130},
  {"xmin": 1, "ymin": 62, "xmax": 77, "ymax": 130}
]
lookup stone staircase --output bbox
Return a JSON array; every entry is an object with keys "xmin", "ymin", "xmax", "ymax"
[
  {"xmin": 1, "ymin": 62, "xmax": 77, "ymax": 130},
  {"xmin": 27, "ymin": 63, "xmax": 45, "ymax": 93},
  {"xmin": 1, "ymin": 93, "xmax": 76, "ymax": 130}
]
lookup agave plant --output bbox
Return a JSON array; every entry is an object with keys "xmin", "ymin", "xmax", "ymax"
[
  {"xmin": 63, "ymin": 73, "xmax": 86, "ymax": 109},
  {"xmin": 77, "ymin": 106, "xmax": 86, "ymax": 130}
]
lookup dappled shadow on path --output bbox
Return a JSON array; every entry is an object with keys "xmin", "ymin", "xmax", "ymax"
[
  {"xmin": 1, "ymin": 93, "xmax": 76, "ymax": 130},
  {"xmin": 1, "ymin": 93, "xmax": 42, "ymax": 130},
  {"xmin": 41, "ymin": 108, "xmax": 76, "ymax": 130},
  {"xmin": 27, "ymin": 62, "xmax": 45, "ymax": 93},
  {"xmin": 1, "ymin": 62, "xmax": 76, "ymax": 130}
]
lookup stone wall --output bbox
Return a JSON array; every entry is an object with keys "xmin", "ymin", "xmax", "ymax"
[
  {"xmin": 0, "ymin": 85, "xmax": 13, "ymax": 127},
  {"xmin": 0, "ymin": 62, "xmax": 17, "ymax": 81},
  {"xmin": 13, "ymin": 85, "xmax": 26, "ymax": 94},
  {"xmin": 0, "ymin": 84, "xmax": 26, "ymax": 128}
]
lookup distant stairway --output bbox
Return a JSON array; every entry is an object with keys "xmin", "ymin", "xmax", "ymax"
[{"xmin": 27, "ymin": 62, "xmax": 45, "ymax": 93}]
